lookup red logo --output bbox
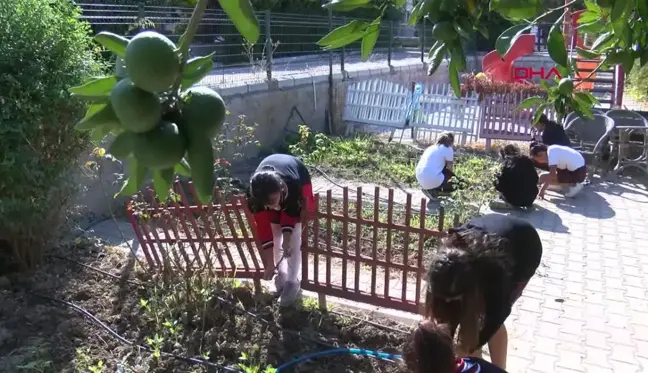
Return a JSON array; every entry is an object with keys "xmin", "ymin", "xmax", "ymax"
[{"xmin": 513, "ymin": 67, "xmax": 562, "ymax": 81}]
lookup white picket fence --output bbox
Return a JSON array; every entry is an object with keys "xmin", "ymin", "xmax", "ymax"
[
  {"xmin": 343, "ymin": 79, "xmax": 556, "ymax": 148},
  {"xmin": 343, "ymin": 79, "xmax": 480, "ymax": 144},
  {"xmin": 343, "ymin": 79, "xmax": 410, "ymax": 128}
]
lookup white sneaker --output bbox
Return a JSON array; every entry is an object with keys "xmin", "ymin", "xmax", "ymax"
[
  {"xmin": 564, "ymin": 183, "xmax": 584, "ymax": 198},
  {"xmin": 279, "ymin": 281, "xmax": 301, "ymax": 307}
]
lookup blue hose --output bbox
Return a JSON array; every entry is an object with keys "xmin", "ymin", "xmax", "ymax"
[{"xmin": 275, "ymin": 348, "xmax": 403, "ymax": 372}]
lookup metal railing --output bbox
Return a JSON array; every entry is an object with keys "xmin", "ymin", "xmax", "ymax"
[{"xmin": 78, "ymin": 3, "xmax": 554, "ymax": 87}]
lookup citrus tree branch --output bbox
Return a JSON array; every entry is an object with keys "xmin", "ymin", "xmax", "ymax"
[
  {"xmin": 171, "ymin": 0, "xmax": 208, "ymax": 93},
  {"xmin": 532, "ymin": 0, "xmax": 577, "ymax": 23}
]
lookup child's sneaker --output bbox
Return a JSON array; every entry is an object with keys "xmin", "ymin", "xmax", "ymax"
[
  {"xmin": 489, "ymin": 198, "xmax": 515, "ymax": 210},
  {"xmin": 279, "ymin": 281, "xmax": 301, "ymax": 307},
  {"xmin": 564, "ymin": 183, "xmax": 584, "ymax": 198}
]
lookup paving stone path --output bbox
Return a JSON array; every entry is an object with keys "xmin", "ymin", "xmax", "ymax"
[{"xmin": 90, "ymin": 175, "xmax": 648, "ymax": 373}]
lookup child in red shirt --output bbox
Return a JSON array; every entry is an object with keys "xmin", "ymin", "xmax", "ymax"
[{"xmin": 247, "ymin": 154, "xmax": 314, "ymax": 307}]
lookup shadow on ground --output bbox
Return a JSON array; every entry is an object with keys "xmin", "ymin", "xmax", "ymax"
[{"xmin": 547, "ymin": 185, "xmax": 616, "ymax": 220}]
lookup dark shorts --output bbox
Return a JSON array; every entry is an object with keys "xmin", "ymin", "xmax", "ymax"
[
  {"xmin": 424, "ymin": 168, "xmax": 454, "ymax": 194},
  {"xmin": 556, "ymin": 166, "xmax": 587, "ymax": 184}
]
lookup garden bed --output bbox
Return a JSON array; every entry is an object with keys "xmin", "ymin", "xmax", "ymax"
[{"xmin": 0, "ymin": 240, "xmax": 411, "ymax": 373}]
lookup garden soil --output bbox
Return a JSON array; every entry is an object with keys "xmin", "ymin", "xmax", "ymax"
[{"xmin": 0, "ymin": 240, "xmax": 410, "ymax": 373}]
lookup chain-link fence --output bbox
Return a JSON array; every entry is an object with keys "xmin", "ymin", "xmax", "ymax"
[{"xmin": 79, "ymin": 2, "xmax": 553, "ymax": 87}]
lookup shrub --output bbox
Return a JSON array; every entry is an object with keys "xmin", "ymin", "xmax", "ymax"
[
  {"xmin": 627, "ymin": 61, "xmax": 648, "ymax": 103},
  {"xmin": 0, "ymin": 0, "xmax": 105, "ymax": 269}
]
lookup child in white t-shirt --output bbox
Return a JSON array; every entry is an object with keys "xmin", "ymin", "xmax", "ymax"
[
  {"xmin": 530, "ymin": 144, "xmax": 587, "ymax": 199},
  {"xmin": 416, "ymin": 133, "xmax": 455, "ymax": 196}
]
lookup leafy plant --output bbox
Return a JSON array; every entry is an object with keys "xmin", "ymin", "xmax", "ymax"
[
  {"xmin": 238, "ymin": 346, "xmax": 276, "ymax": 373},
  {"xmin": 317, "ymin": 0, "xmax": 648, "ymax": 121},
  {"xmin": 0, "ymin": 0, "xmax": 105, "ymax": 269}
]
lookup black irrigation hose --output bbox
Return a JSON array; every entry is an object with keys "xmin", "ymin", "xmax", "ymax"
[{"xmin": 26, "ymin": 290, "xmax": 240, "ymax": 373}]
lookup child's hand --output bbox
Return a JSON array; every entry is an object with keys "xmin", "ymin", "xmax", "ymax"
[{"xmin": 538, "ymin": 190, "xmax": 546, "ymax": 200}]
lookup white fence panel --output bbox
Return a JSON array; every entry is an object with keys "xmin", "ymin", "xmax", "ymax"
[
  {"xmin": 343, "ymin": 79, "xmax": 409, "ymax": 128},
  {"xmin": 410, "ymin": 84, "xmax": 481, "ymax": 136}
]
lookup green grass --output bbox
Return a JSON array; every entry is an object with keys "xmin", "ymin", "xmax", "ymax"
[{"xmin": 286, "ymin": 126, "xmax": 500, "ymax": 216}]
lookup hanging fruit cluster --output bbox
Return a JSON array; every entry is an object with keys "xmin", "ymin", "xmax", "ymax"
[{"xmin": 70, "ymin": 30, "xmax": 226, "ymax": 203}]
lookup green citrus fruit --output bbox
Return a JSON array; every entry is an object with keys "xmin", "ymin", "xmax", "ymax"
[
  {"xmin": 109, "ymin": 131, "xmax": 136, "ymax": 160},
  {"xmin": 186, "ymin": 136, "xmax": 215, "ymax": 203},
  {"xmin": 125, "ymin": 31, "xmax": 180, "ymax": 93},
  {"xmin": 110, "ymin": 78, "xmax": 162, "ymax": 133},
  {"xmin": 432, "ymin": 22, "xmax": 457, "ymax": 41},
  {"xmin": 134, "ymin": 121, "xmax": 187, "ymax": 170},
  {"xmin": 558, "ymin": 77, "xmax": 574, "ymax": 95},
  {"xmin": 180, "ymin": 87, "xmax": 226, "ymax": 140}
]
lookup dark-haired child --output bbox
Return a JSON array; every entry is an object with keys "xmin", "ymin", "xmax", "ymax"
[
  {"xmin": 403, "ymin": 321, "xmax": 508, "ymax": 373},
  {"xmin": 420, "ymin": 214, "xmax": 542, "ymax": 370},
  {"xmin": 490, "ymin": 144, "xmax": 539, "ymax": 210},
  {"xmin": 247, "ymin": 154, "xmax": 314, "ymax": 306},
  {"xmin": 530, "ymin": 143, "xmax": 586, "ymax": 199},
  {"xmin": 416, "ymin": 132, "xmax": 456, "ymax": 198}
]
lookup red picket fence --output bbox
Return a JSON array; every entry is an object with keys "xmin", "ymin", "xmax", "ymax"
[
  {"xmin": 127, "ymin": 182, "xmax": 455, "ymax": 314},
  {"xmin": 301, "ymin": 187, "xmax": 454, "ymax": 314},
  {"xmin": 127, "ymin": 181, "xmax": 264, "ymax": 278}
]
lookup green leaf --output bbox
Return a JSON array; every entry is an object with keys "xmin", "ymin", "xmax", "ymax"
[
  {"xmin": 641, "ymin": 48, "xmax": 648, "ymax": 67},
  {"xmin": 361, "ymin": 19, "xmax": 380, "ymax": 61},
  {"xmin": 495, "ymin": 24, "xmax": 530, "ymax": 58},
  {"xmin": 591, "ymin": 32, "xmax": 615, "ymax": 51},
  {"xmin": 153, "ymin": 168, "xmax": 175, "ymax": 201},
  {"xmin": 94, "ymin": 32, "xmax": 129, "ymax": 58},
  {"xmin": 620, "ymin": 50, "xmax": 635, "ymax": 76},
  {"xmin": 218, "ymin": 0, "xmax": 260, "ymax": 44},
  {"xmin": 75, "ymin": 103, "xmax": 120, "ymax": 131},
  {"xmin": 474, "ymin": 24, "xmax": 489, "ymax": 39},
  {"xmin": 515, "ymin": 96, "xmax": 545, "ymax": 112},
  {"xmin": 323, "ymin": 0, "xmax": 372, "ymax": 12},
  {"xmin": 182, "ymin": 54, "xmax": 215, "ymax": 89},
  {"xmin": 448, "ymin": 60, "xmax": 461, "ymax": 98},
  {"xmin": 91, "ymin": 123, "xmax": 114, "ymax": 143},
  {"xmin": 393, "ymin": 0, "xmax": 407, "ymax": 7},
  {"xmin": 117, "ymin": 158, "xmax": 148, "ymax": 197},
  {"xmin": 611, "ymin": 0, "xmax": 633, "ymax": 38},
  {"xmin": 174, "ymin": 159, "xmax": 192, "ymax": 176},
  {"xmin": 68, "ymin": 76, "xmax": 117, "ymax": 97},
  {"xmin": 187, "ymin": 137, "xmax": 215, "ymax": 204},
  {"xmin": 408, "ymin": 0, "xmax": 425, "ymax": 26},
  {"xmin": 427, "ymin": 43, "xmax": 447, "ymax": 76},
  {"xmin": 547, "ymin": 14, "xmax": 568, "ymax": 68},
  {"xmin": 489, "ymin": 0, "xmax": 542, "ymax": 21},
  {"xmin": 578, "ymin": 20, "xmax": 607, "ymax": 34},
  {"xmin": 576, "ymin": 47, "xmax": 600, "ymax": 59},
  {"xmin": 639, "ymin": 0, "xmax": 648, "ymax": 23},
  {"xmin": 449, "ymin": 44, "xmax": 466, "ymax": 72},
  {"xmin": 583, "ymin": 0, "xmax": 600, "ymax": 13},
  {"xmin": 454, "ymin": 17, "xmax": 474, "ymax": 40},
  {"xmin": 576, "ymin": 10, "xmax": 601, "ymax": 24},
  {"xmin": 533, "ymin": 102, "xmax": 550, "ymax": 124},
  {"xmin": 317, "ymin": 20, "xmax": 368, "ymax": 49}
]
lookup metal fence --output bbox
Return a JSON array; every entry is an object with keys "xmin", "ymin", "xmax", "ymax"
[{"xmin": 79, "ymin": 2, "xmax": 553, "ymax": 88}]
